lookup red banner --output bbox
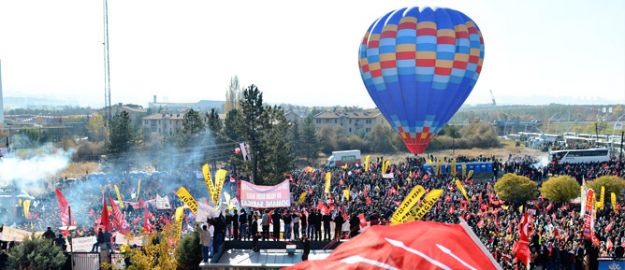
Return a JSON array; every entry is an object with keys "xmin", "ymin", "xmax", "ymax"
[
  {"xmin": 54, "ymin": 188, "xmax": 75, "ymax": 233},
  {"xmin": 109, "ymin": 197, "xmax": 130, "ymax": 234},
  {"xmin": 240, "ymin": 180, "xmax": 291, "ymax": 208},
  {"xmin": 583, "ymin": 189, "xmax": 595, "ymax": 240}
]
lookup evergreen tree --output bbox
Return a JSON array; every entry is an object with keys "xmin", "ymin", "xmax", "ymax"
[
  {"xmin": 182, "ymin": 109, "xmax": 206, "ymax": 135},
  {"xmin": 261, "ymin": 106, "xmax": 294, "ymax": 184},
  {"xmin": 290, "ymin": 120, "xmax": 301, "ymax": 157},
  {"xmin": 240, "ymin": 85, "xmax": 265, "ymax": 184},
  {"xmin": 107, "ymin": 110, "xmax": 133, "ymax": 155},
  {"xmin": 301, "ymin": 114, "xmax": 318, "ymax": 163},
  {"xmin": 224, "ymin": 109, "xmax": 244, "ymax": 141},
  {"xmin": 8, "ymin": 236, "xmax": 66, "ymax": 270},
  {"xmin": 207, "ymin": 108, "xmax": 223, "ymax": 135}
]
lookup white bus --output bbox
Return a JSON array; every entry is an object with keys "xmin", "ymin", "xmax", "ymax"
[{"xmin": 549, "ymin": 148, "xmax": 610, "ymax": 164}]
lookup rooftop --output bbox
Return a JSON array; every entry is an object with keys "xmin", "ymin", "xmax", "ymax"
[{"xmin": 314, "ymin": 110, "xmax": 381, "ymax": 119}]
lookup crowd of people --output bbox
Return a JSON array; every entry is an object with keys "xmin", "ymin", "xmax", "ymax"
[{"xmin": 2, "ymin": 153, "xmax": 625, "ymax": 269}]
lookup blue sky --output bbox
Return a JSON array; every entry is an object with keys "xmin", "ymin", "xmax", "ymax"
[{"xmin": 0, "ymin": 0, "xmax": 623, "ymax": 108}]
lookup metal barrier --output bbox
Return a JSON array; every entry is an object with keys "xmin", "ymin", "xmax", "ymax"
[{"xmin": 71, "ymin": 252, "xmax": 125, "ymax": 270}]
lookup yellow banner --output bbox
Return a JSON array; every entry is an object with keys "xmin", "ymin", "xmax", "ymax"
[
  {"xmin": 461, "ymin": 164, "xmax": 467, "ymax": 179},
  {"xmin": 382, "ymin": 160, "xmax": 390, "ymax": 174},
  {"xmin": 137, "ymin": 178, "xmax": 142, "ymax": 198},
  {"xmin": 213, "ymin": 169, "xmax": 228, "ymax": 205},
  {"xmin": 176, "ymin": 186, "xmax": 198, "ymax": 214},
  {"xmin": 467, "ymin": 170, "xmax": 474, "ymax": 180},
  {"xmin": 451, "ymin": 159, "xmax": 457, "ymax": 176},
  {"xmin": 298, "ymin": 192, "xmax": 307, "ymax": 204},
  {"xmin": 599, "ymin": 186, "xmax": 605, "ymax": 210},
  {"xmin": 611, "ymin": 192, "xmax": 617, "ymax": 212},
  {"xmin": 114, "ymin": 185, "xmax": 124, "ymax": 209},
  {"xmin": 391, "ymin": 185, "xmax": 426, "ymax": 224},
  {"xmin": 455, "ymin": 179, "xmax": 469, "ymax": 201},
  {"xmin": 405, "ymin": 189, "xmax": 444, "ymax": 222},
  {"xmin": 175, "ymin": 206, "xmax": 184, "ymax": 239},
  {"xmin": 364, "ymin": 155, "xmax": 370, "ymax": 172},
  {"xmin": 343, "ymin": 187, "xmax": 350, "ymax": 201},
  {"xmin": 202, "ymin": 164, "xmax": 217, "ymax": 204},
  {"xmin": 23, "ymin": 199, "xmax": 31, "ymax": 219},
  {"xmin": 324, "ymin": 172, "xmax": 332, "ymax": 194},
  {"xmin": 435, "ymin": 160, "xmax": 442, "ymax": 176}
]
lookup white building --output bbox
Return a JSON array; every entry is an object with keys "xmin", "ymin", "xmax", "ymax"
[{"xmin": 313, "ymin": 110, "xmax": 385, "ymax": 136}]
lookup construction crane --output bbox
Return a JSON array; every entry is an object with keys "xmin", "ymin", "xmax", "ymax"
[{"xmin": 489, "ymin": 89, "xmax": 496, "ymax": 106}]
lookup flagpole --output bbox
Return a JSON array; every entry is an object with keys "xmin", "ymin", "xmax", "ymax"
[
  {"xmin": 68, "ymin": 206, "xmax": 74, "ymax": 270},
  {"xmin": 458, "ymin": 218, "xmax": 503, "ymax": 270}
]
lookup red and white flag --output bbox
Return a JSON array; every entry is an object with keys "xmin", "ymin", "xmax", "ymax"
[
  {"xmin": 54, "ymin": 188, "xmax": 76, "ymax": 234},
  {"xmin": 109, "ymin": 197, "xmax": 130, "ymax": 234}
]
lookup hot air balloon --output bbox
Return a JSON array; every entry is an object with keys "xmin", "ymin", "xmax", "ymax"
[{"xmin": 358, "ymin": 7, "xmax": 484, "ymax": 154}]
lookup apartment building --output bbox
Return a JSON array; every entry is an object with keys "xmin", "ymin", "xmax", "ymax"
[{"xmin": 313, "ymin": 110, "xmax": 384, "ymax": 136}]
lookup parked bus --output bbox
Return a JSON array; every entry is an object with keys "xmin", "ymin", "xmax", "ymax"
[{"xmin": 549, "ymin": 148, "xmax": 610, "ymax": 164}]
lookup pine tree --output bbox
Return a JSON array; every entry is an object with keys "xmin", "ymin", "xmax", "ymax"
[
  {"xmin": 182, "ymin": 109, "xmax": 206, "ymax": 135},
  {"xmin": 301, "ymin": 114, "xmax": 318, "ymax": 163},
  {"xmin": 206, "ymin": 108, "xmax": 222, "ymax": 135},
  {"xmin": 107, "ymin": 111, "xmax": 133, "ymax": 155},
  {"xmin": 224, "ymin": 109, "xmax": 243, "ymax": 141},
  {"xmin": 290, "ymin": 120, "xmax": 301, "ymax": 157},
  {"xmin": 261, "ymin": 106, "xmax": 294, "ymax": 184},
  {"xmin": 240, "ymin": 85, "xmax": 265, "ymax": 184}
]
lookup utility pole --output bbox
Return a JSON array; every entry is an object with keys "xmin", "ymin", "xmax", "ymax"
[{"xmin": 103, "ymin": 0, "xmax": 112, "ymax": 125}]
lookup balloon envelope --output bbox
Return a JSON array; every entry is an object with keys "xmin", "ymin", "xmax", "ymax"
[{"xmin": 358, "ymin": 7, "xmax": 484, "ymax": 154}]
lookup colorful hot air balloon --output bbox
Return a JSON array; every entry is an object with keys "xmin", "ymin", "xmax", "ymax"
[{"xmin": 358, "ymin": 7, "xmax": 484, "ymax": 154}]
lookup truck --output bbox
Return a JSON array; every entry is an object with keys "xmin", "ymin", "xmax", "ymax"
[{"xmin": 326, "ymin": 150, "xmax": 361, "ymax": 168}]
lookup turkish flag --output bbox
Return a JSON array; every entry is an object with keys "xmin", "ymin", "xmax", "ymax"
[
  {"xmin": 100, "ymin": 196, "xmax": 112, "ymax": 232},
  {"xmin": 285, "ymin": 221, "xmax": 501, "ymax": 270},
  {"xmin": 109, "ymin": 197, "xmax": 130, "ymax": 234}
]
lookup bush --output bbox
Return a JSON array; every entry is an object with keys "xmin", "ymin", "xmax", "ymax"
[
  {"xmin": 175, "ymin": 230, "xmax": 202, "ymax": 270},
  {"xmin": 8, "ymin": 237, "xmax": 67, "ymax": 270},
  {"xmin": 541, "ymin": 176, "xmax": 580, "ymax": 203},
  {"xmin": 587, "ymin": 176, "xmax": 625, "ymax": 197},
  {"xmin": 494, "ymin": 173, "xmax": 538, "ymax": 204}
]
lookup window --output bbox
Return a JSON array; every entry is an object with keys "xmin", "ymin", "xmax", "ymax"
[
  {"xmin": 316, "ymin": 119, "xmax": 321, "ymax": 124},
  {"xmin": 366, "ymin": 128, "xmax": 371, "ymax": 132},
  {"xmin": 349, "ymin": 119, "xmax": 352, "ymax": 124},
  {"xmin": 349, "ymin": 128, "xmax": 352, "ymax": 133},
  {"xmin": 366, "ymin": 119, "xmax": 372, "ymax": 124},
  {"xmin": 334, "ymin": 119, "xmax": 337, "ymax": 124}
]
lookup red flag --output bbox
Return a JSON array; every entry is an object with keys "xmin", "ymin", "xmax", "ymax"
[
  {"xmin": 366, "ymin": 197, "xmax": 371, "ymax": 206},
  {"xmin": 54, "ymin": 188, "xmax": 75, "ymax": 232},
  {"xmin": 607, "ymin": 239, "xmax": 614, "ymax": 250},
  {"xmin": 109, "ymin": 197, "xmax": 130, "ymax": 234},
  {"xmin": 100, "ymin": 196, "xmax": 112, "ymax": 232},
  {"xmin": 512, "ymin": 213, "xmax": 531, "ymax": 266},
  {"xmin": 358, "ymin": 214, "xmax": 367, "ymax": 227},
  {"xmin": 605, "ymin": 221, "xmax": 614, "ymax": 233},
  {"xmin": 449, "ymin": 204, "xmax": 455, "ymax": 214},
  {"xmin": 284, "ymin": 221, "xmax": 500, "ymax": 270},
  {"xmin": 143, "ymin": 207, "xmax": 153, "ymax": 233},
  {"xmin": 363, "ymin": 186, "xmax": 369, "ymax": 197}
]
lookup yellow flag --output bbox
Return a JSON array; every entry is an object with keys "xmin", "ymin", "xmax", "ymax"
[
  {"xmin": 18, "ymin": 199, "xmax": 22, "ymax": 206},
  {"xmin": 23, "ymin": 199, "xmax": 31, "ymax": 219},
  {"xmin": 175, "ymin": 206, "xmax": 184, "ymax": 239},
  {"xmin": 364, "ymin": 155, "xmax": 370, "ymax": 172},
  {"xmin": 611, "ymin": 192, "xmax": 617, "ymax": 212},
  {"xmin": 461, "ymin": 164, "xmax": 467, "ymax": 179},
  {"xmin": 202, "ymin": 164, "xmax": 217, "ymax": 204},
  {"xmin": 213, "ymin": 169, "xmax": 228, "ymax": 205},
  {"xmin": 467, "ymin": 170, "xmax": 474, "ymax": 180},
  {"xmin": 519, "ymin": 205, "xmax": 524, "ymax": 213},
  {"xmin": 451, "ymin": 159, "xmax": 457, "ymax": 176},
  {"xmin": 407, "ymin": 177, "xmax": 412, "ymax": 183},
  {"xmin": 391, "ymin": 185, "xmax": 426, "ymax": 224},
  {"xmin": 114, "ymin": 185, "xmax": 124, "ymax": 209},
  {"xmin": 382, "ymin": 160, "xmax": 390, "ymax": 174},
  {"xmin": 599, "ymin": 186, "xmax": 605, "ymax": 210},
  {"xmin": 501, "ymin": 205, "xmax": 509, "ymax": 210},
  {"xmin": 324, "ymin": 172, "xmax": 332, "ymax": 194},
  {"xmin": 435, "ymin": 160, "xmax": 442, "ymax": 176},
  {"xmin": 298, "ymin": 192, "xmax": 307, "ymax": 204},
  {"xmin": 405, "ymin": 189, "xmax": 444, "ymax": 222},
  {"xmin": 455, "ymin": 179, "xmax": 469, "ymax": 201},
  {"xmin": 343, "ymin": 186, "xmax": 350, "ymax": 201},
  {"xmin": 224, "ymin": 192, "xmax": 233, "ymax": 210},
  {"xmin": 137, "ymin": 178, "xmax": 142, "ymax": 198},
  {"xmin": 176, "ymin": 186, "xmax": 198, "ymax": 214}
]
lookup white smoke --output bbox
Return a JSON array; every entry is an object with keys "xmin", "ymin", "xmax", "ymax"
[{"xmin": 0, "ymin": 144, "xmax": 73, "ymax": 194}]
